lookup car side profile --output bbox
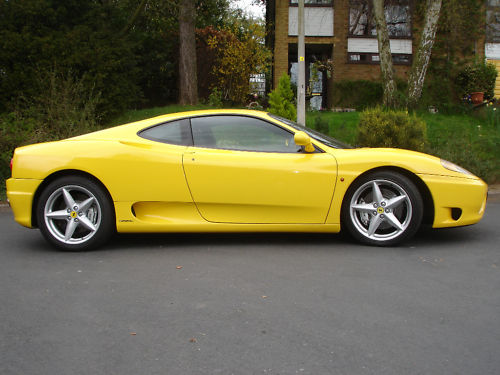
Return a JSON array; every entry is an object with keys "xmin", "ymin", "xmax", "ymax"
[{"xmin": 6, "ymin": 109, "xmax": 488, "ymax": 250}]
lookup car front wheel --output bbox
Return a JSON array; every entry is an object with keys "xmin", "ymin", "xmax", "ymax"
[
  {"xmin": 37, "ymin": 176, "xmax": 114, "ymax": 251},
  {"xmin": 341, "ymin": 171, "xmax": 423, "ymax": 246}
]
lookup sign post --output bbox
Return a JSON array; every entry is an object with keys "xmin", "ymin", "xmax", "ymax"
[{"xmin": 297, "ymin": 0, "xmax": 306, "ymax": 126}]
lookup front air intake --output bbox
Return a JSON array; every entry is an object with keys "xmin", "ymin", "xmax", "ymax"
[{"xmin": 451, "ymin": 208, "xmax": 462, "ymax": 221}]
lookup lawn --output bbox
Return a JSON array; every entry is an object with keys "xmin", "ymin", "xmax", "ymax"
[{"xmin": 2, "ymin": 106, "xmax": 499, "ymax": 201}]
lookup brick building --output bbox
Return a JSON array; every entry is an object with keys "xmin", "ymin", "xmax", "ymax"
[
  {"xmin": 266, "ymin": 0, "xmax": 415, "ymax": 108},
  {"xmin": 265, "ymin": 0, "xmax": 496, "ymax": 108}
]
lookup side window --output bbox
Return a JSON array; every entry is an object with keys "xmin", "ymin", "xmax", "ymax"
[
  {"xmin": 139, "ymin": 119, "xmax": 192, "ymax": 146},
  {"xmin": 190, "ymin": 116, "xmax": 301, "ymax": 153}
]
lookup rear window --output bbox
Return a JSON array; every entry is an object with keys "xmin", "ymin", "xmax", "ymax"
[{"xmin": 139, "ymin": 119, "xmax": 192, "ymax": 146}]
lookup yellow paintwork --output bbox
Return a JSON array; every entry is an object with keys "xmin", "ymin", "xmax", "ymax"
[
  {"xmin": 294, "ymin": 131, "xmax": 315, "ymax": 152},
  {"xmin": 6, "ymin": 178, "xmax": 42, "ymax": 227},
  {"xmin": 183, "ymin": 149, "xmax": 336, "ymax": 223},
  {"xmin": 6, "ymin": 109, "xmax": 488, "ymax": 233},
  {"xmin": 487, "ymin": 59, "xmax": 500, "ymax": 98}
]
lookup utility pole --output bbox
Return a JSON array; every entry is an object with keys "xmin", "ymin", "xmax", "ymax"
[{"xmin": 297, "ymin": 0, "xmax": 306, "ymax": 126}]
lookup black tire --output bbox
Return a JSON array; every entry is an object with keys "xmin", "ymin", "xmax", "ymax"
[
  {"xmin": 36, "ymin": 176, "xmax": 114, "ymax": 251},
  {"xmin": 341, "ymin": 171, "xmax": 423, "ymax": 246}
]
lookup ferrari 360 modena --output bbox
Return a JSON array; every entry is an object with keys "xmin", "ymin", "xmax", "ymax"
[{"xmin": 6, "ymin": 110, "xmax": 488, "ymax": 250}]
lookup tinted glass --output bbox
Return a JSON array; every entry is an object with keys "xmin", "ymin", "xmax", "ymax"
[
  {"xmin": 191, "ymin": 116, "xmax": 301, "ymax": 153},
  {"xmin": 139, "ymin": 119, "xmax": 192, "ymax": 146}
]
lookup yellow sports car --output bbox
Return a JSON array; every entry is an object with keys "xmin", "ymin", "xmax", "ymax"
[{"xmin": 6, "ymin": 109, "xmax": 488, "ymax": 250}]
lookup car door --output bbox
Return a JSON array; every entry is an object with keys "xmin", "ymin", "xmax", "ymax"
[{"xmin": 182, "ymin": 115, "xmax": 337, "ymax": 224}]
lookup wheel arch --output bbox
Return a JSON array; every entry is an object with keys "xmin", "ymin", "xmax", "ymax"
[
  {"xmin": 342, "ymin": 166, "xmax": 435, "ymax": 226},
  {"xmin": 31, "ymin": 169, "xmax": 115, "ymax": 228}
]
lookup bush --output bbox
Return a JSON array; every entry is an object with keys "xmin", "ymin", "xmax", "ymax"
[
  {"xmin": 268, "ymin": 74, "xmax": 296, "ymax": 121},
  {"xmin": 25, "ymin": 69, "xmax": 102, "ymax": 140},
  {"xmin": 330, "ymin": 80, "xmax": 383, "ymax": 109},
  {"xmin": 356, "ymin": 107, "xmax": 427, "ymax": 151},
  {"xmin": 455, "ymin": 61, "xmax": 498, "ymax": 98},
  {"xmin": 208, "ymin": 88, "xmax": 224, "ymax": 108}
]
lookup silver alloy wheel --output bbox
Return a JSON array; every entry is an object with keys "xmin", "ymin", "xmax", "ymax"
[
  {"xmin": 349, "ymin": 179, "xmax": 412, "ymax": 242},
  {"xmin": 43, "ymin": 185, "xmax": 102, "ymax": 244}
]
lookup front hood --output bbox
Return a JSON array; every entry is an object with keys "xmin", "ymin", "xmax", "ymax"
[{"xmin": 330, "ymin": 147, "xmax": 481, "ymax": 180}]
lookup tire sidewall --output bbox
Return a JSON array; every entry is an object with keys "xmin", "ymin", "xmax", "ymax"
[
  {"xmin": 37, "ymin": 176, "xmax": 114, "ymax": 251},
  {"xmin": 341, "ymin": 171, "xmax": 423, "ymax": 246}
]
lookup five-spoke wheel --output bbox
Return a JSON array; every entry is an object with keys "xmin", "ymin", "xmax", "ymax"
[
  {"xmin": 37, "ymin": 176, "xmax": 114, "ymax": 251},
  {"xmin": 341, "ymin": 171, "xmax": 423, "ymax": 246}
]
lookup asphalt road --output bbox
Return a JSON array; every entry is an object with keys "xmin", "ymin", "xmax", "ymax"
[{"xmin": 1, "ymin": 203, "xmax": 499, "ymax": 375}]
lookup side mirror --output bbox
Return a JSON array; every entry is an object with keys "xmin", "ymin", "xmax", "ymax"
[{"xmin": 294, "ymin": 131, "xmax": 315, "ymax": 153}]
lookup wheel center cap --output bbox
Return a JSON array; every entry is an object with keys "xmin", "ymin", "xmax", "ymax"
[
  {"xmin": 377, "ymin": 207, "xmax": 384, "ymax": 214},
  {"xmin": 70, "ymin": 211, "xmax": 78, "ymax": 218}
]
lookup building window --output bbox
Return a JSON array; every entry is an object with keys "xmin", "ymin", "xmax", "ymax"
[
  {"xmin": 487, "ymin": 1, "xmax": 500, "ymax": 43},
  {"xmin": 288, "ymin": 7, "xmax": 334, "ymax": 36},
  {"xmin": 349, "ymin": 0, "xmax": 411, "ymax": 38},
  {"xmin": 347, "ymin": 52, "xmax": 411, "ymax": 65}
]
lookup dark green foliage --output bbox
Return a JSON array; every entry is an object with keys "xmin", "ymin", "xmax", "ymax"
[
  {"xmin": 417, "ymin": 60, "xmax": 461, "ymax": 113},
  {"xmin": 208, "ymin": 88, "xmax": 224, "ymax": 108},
  {"xmin": 356, "ymin": 107, "xmax": 427, "ymax": 152},
  {"xmin": 331, "ymin": 80, "xmax": 383, "ymax": 109},
  {"xmin": 413, "ymin": 0, "xmax": 490, "ymax": 110},
  {"xmin": 0, "ymin": 0, "xmax": 232, "ymax": 117},
  {"xmin": 455, "ymin": 62, "xmax": 498, "ymax": 99},
  {"xmin": 0, "ymin": 0, "xmax": 141, "ymax": 118},
  {"xmin": 330, "ymin": 80, "xmax": 408, "ymax": 110},
  {"xmin": 268, "ymin": 74, "xmax": 296, "ymax": 121}
]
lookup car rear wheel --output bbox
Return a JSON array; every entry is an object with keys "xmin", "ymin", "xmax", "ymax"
[
  {"xmin": 37, "ymin": 176, "xmax": 114, "ymax": 251},
  {"xmin": 341, "ymin": 171, "xmax": 423, "ymax": 246}
]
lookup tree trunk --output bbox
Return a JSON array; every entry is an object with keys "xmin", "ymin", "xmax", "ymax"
[
  {"xmin": 372, "ymin": 0, "xmax": 397, "ymax": 108},
  {"xmin": 179, "ymin": 0, "xmax": 198, "ymax": 105},
  {"xmin": 407, "ymin": 0, "xmax": 442, "ymax": 109}
]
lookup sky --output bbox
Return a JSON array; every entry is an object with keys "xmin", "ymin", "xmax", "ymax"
[{"xmin": 230, "ymin": 0, "xmax": 265, "ymax": 19}]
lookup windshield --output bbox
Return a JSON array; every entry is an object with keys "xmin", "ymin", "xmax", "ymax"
[{"xmin": 267, "ymin": 113, "xmax": 354, "ymax": 149}]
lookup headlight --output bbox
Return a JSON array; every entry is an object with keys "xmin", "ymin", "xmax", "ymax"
[{"xmin": 440, "ymin": 159, "xmax": 473, "ymax": 176}]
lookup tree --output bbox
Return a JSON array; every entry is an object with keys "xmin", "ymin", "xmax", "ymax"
[
  {"xmin": 179, "ymin": 0, "xmax": 198, "ymax": 105},
  {"xmin": 372, "ymin": 0, "xmax": 397, "ymax": 108},
  {"xmin": 373, "ymin": 0, "xmax": 442, "ymax": 109},
  {"xmin": 268, "ymin": 74, "xmax": 296, "ymax": 121},
  {"xmin": 0, "ymin": 0, "xmax": 141, "ymax": 117},
  {"xmin": 372, "ymin": 0, "xmax": 442, "ymax": 108},
  {"xmin": 407, "ymin": 0, "xmax": 442, "ymax": 108},
  {"xmin": 198, "ymin": 15, "xmax": 271, "ymax": 104}
]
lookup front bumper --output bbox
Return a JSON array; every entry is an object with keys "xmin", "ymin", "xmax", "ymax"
[
  {"xmin": 6, "ymin": 178, "xmax": 43, "ymax": 228},
  {"xmin": 419, "ymin": 174, "xmax": 488, "ymax": 228}
]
